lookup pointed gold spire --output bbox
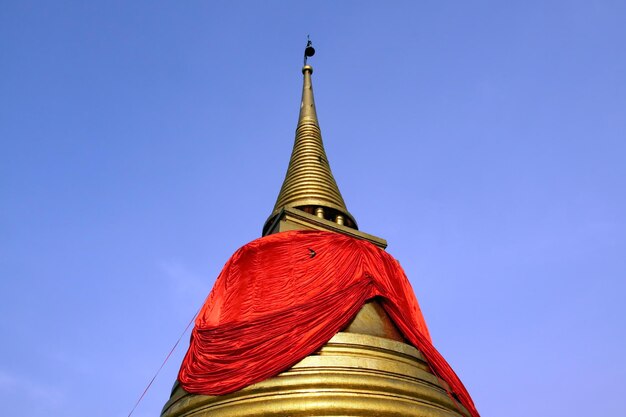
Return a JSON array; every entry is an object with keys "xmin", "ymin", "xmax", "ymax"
[{"xmin": 263, "ymin": 63, "xmax": 357, "ymax": 235}]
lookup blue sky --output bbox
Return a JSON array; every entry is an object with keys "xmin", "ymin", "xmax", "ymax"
[{"xmin": 1, "ymin": 2, "xmax": 625, "ymax": 416}]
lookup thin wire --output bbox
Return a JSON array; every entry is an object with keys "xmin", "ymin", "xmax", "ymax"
[{"xmin": 126, "ymin": 308, "xmax": 200, "ymax": 417}]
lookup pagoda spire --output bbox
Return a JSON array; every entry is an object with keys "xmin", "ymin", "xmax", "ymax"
[
  {"xmin": 263, "ymin": 43, "xmax": 357, "ymax": 235},
  {"xmin": 161, "ymin": 40, "xmax": 478, "ymax": 417}
]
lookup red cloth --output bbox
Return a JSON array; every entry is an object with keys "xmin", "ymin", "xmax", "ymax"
[{"xmin": 178, "ymin": 230, "xmax": 479, "ymax": 417}]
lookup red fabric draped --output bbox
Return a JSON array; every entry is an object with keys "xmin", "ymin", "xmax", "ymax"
[{"xmin": 178, "ymin": 230, "xmax": 479, "ymax": 417}]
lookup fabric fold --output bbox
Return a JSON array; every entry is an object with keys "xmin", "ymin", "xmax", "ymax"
[{"xmin": 178, "ymin": 230, "xmax": 478, "ymax": 417}]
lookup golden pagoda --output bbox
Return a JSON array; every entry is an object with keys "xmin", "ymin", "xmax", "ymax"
[{"xmin": 161, "ymin": 42, "xmax": 473, "ymax": 417}]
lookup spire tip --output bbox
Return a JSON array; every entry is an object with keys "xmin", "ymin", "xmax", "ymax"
[{"xmin": 304, "ymin": 36, "xmax": 315, "ymax": 66}]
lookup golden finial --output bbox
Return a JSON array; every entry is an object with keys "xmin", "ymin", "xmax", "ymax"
[{"xmin": 263, "ymin": 39, "xmax": 357, "ymax": 235}]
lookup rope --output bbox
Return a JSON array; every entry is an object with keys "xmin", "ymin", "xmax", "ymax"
[{"xmin": 126, "ymin": 308, "xmax": 199, "ymax": 417}]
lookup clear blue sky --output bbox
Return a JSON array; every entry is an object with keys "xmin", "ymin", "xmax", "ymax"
[{"xmin": 1, "ymin": 2, "xmax": 625, "ymax": 416}]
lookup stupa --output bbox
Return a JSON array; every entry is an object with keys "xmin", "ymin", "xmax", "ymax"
[{"xmin": 161, "ymin": 41, "xmax": 478, "ymax": 417}]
